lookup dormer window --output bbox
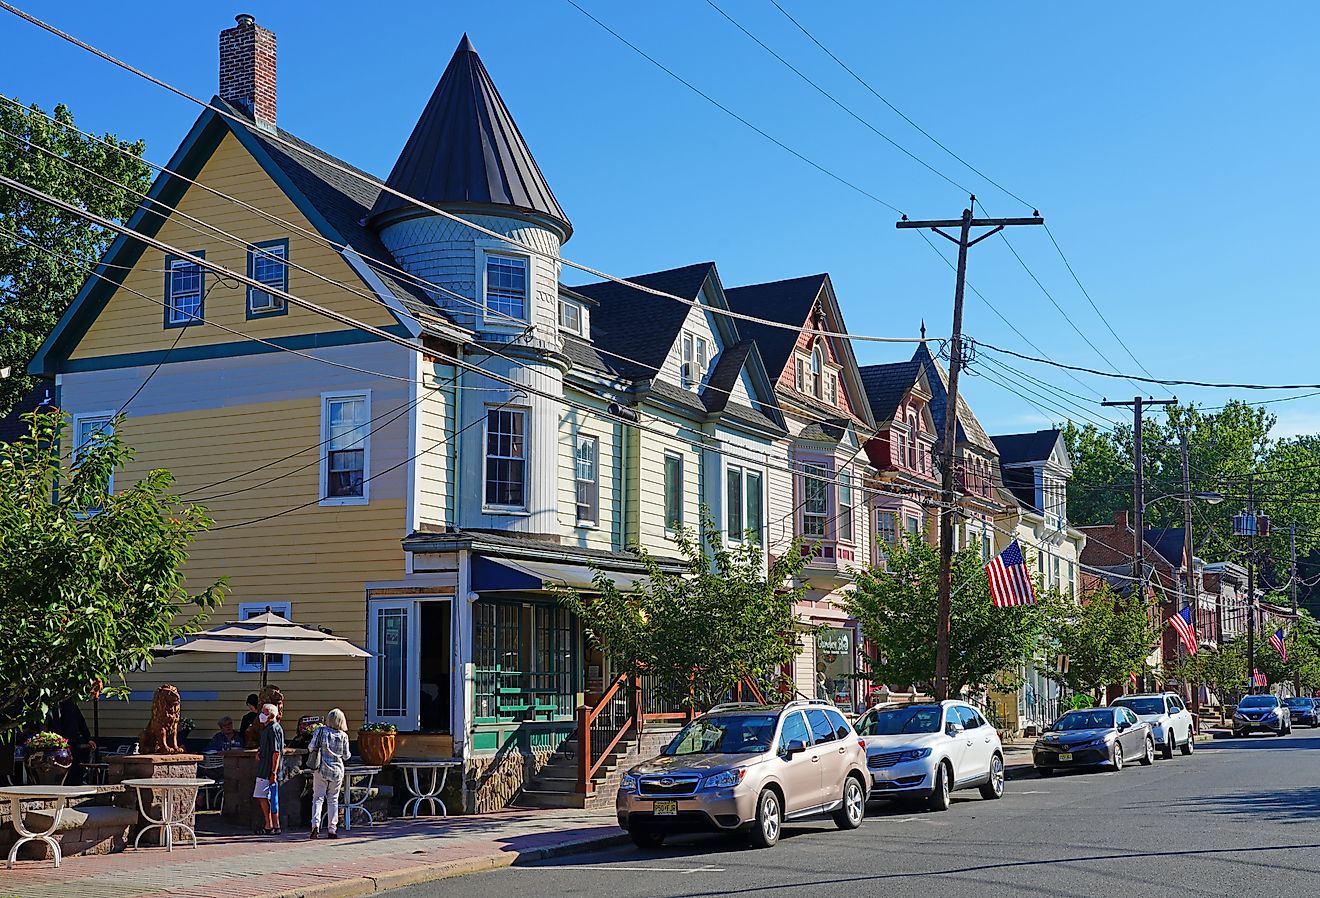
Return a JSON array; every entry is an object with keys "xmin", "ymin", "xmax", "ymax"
[
  {"xmin": 827, "ymin": 371, "xmax": 838, "ymax": 407},
  {"xmin": 810, "ymin": 345, "xmax": 823, "ymax": 398},
  {"xmin": 906, "ymin": 411, "xmax": 918, "ymax": 468},
  {"xmin": 558, "ymin": 296, "xmax": 586, "ymax": 336},
  {"xmin": 681, "ymin": 332, "xmax": 709, "ymax": 389}
]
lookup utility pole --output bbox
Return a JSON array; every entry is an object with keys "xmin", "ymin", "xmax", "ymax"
[
  {"xmin": 1291, "ymin": 521, "xmax": 1300, "ymax": 697},
  {"xmin": 1101, "ymin": 396, "xmax": 1177, "ymax": 582},
  {"xmin": 896, "ymin": 197, "xmax": 1042, "ymax": 702},
  {"xmin": 1181, "ymin": 434, "xmax": 1198, "ymax": 711},
  {"xmin": 1245, "ymin": 473, "xmax": 1258, "ymax": 693}
]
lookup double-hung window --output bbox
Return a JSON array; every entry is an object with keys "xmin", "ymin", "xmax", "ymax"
[
  {"xmin": 663, "ymin": 452, "xmax": 683, "ymax": 532},
  {"xmin": 574, "ymin": 435, "xmax": 599, "ymax": 525},
  {"xmin": 322, "ymin": 393, "xmax": 369, "ymax": 501},
  {"xmin": 827, "ymin": 372, "xmax": 838, "ymax": 407},
  {"xmin": 725, "ymin": 466, "xmax": 764, "ymax": 544},
  {"xmin": 485, "ymin": 408, "xmax": 527, "ymax": 509},
  {"xmin": 838, "ymin": 469, "xmax": 855, "ymax": 543},
  {"xmin": 681, "ymin": 332, "xmax": 709, "ymax": 389},
  {"xmin": 905, "ymin": 514, "xmax": 921, "ymax": 537},
  {"xmin": 876, "ymin": 510, "xmax": 897, "ymax": 546},
  {"xmin": 484, "ymin": 254, "xmax": 528, "ymax": 321},
  {"xmin": 247, "ymin": 240, "xmax": 288, "ymax": 315},
  {"xmin": 73, "ymin": 413, "xmax": 114, "ymax": 494},
  {"xmin": 558, "ymin": 297, "xmax": 584, "ymax": 335},
  {"xmin": 165, "ymin": 253, "xmax": 204, "ymax": 326},
  {"xmin": 810, "ymin": 347, "xmax": 823, "ymax": 398},
  {"xmin": 802, "ymin": 464, "xmax": 829, "ymax": 539},
  {"xmin": 795, "ymin": 356, "xmax": 806, "ymax": 392}
]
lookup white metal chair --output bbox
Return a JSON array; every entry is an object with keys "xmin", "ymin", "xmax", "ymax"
[{"xmin": 197, "ymin": 754, "xmax": 225, "ymax": 812}]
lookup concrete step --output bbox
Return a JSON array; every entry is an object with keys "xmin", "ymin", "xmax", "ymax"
[{"xmin": 515, "ymin": 789, "xmax": 586, "ymax": 810}]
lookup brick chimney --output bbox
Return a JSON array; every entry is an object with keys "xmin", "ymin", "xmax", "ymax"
[
  {"xmin": 1113, "ymin": 509, "xmax": 1130, "ymax": 529},
  {"xmin": 219, "ymin": 14, "xmax": 276, "ymax": 130}
]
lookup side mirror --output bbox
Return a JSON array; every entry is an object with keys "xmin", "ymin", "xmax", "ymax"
[
  {"xmin": 783, "ymin": 739, "xmax": 807, "ymax": 758},
  {"xmin": 1117, "ymin": 721, "xmax": 1131, "ymax": 732},
  {"xmin": 946, "ymin": 723, "xmax": 964, "ymax": 738}
]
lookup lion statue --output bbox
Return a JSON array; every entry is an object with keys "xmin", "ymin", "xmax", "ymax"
[
  {"xmin": 243, "ymin": 684, "xmax": 285, "ymax": 749},
  {"xmin": 139, "ymin": 684, "xmax": 184, "ymax": 754}
]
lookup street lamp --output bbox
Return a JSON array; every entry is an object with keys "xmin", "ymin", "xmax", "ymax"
[{"xmin": 1142, "ymin": 491, "xmax": 1224, "ymax": 510}]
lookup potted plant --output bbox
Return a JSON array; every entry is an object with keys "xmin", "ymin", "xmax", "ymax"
[
  {"xmin": 357, "ymin": 723, "xmax": 397, "ymax": 766},
  {"xmin": 24, "ymin": 732, "xmax": 73, "ymax": 785}
]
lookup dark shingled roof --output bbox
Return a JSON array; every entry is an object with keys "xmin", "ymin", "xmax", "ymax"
[
  {"xmin": 369, "ymin": 35, "xmax": 569, "ymax": 235},
  {"xmin": 723, "ymin": 274, "xmax": 827, "ymax": 377},
  {"xmin": 1144, "ymin": 527, "xmax": 1187, "ymax": 568},
  {"xmin": 858, "ymin": 360, "xmax": 922, "ymax": 425},
  {"xmin": 912, "ymin": 342, "xmax": 996, "ymax": 452},
  {"xmin": 702, "ymin": 340, "xmax": 754, "ymax": 414},
  {"xmin": 571, "ymin": 263, "xmax": 715, "ymax": 379},
  {"xmin": 992, "ymin": 430, "xmax": 1062, "ymax": 467}
]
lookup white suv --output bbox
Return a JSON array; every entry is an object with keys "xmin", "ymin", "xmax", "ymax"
[
  {"xmin": 855, "ymin": 701, "xmax": 1004, "ymax": 811},
  {"xmin": 1111, "ymin": 693, "xmax": 1195, "ymax": 759}
]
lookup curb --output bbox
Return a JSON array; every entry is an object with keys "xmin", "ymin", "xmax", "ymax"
[{"xmin": 255, "ymin": 830, "xmax": 629, "ymax": 898}]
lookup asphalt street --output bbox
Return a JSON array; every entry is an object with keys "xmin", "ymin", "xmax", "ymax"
[{"xmin": 386, "ymin": 727, "xmax": 1320, "ymax": 898}]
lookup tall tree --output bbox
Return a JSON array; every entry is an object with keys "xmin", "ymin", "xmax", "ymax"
[
  {"xmin": 557, "ymin": 514, "xmax": 807, "ymax": 711},
  {"xmin": 845, "ymin": 537, "xmax": 1044, "ymax": 698},
  {"xmin": 1042, "ymin": 582, "xmax": 1159, "ymax": 698},
  {"xmin": 0, "ymin": 410, "xmax": 224, "ymax": 734},
  {"xmin": 0, "ymin": 99, "xmax": 151, "ymax": 414}
]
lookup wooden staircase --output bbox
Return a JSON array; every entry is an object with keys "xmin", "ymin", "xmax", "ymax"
[{"xmin": 517, "ymin": 732, "xmax": 644, "ymax": 809}]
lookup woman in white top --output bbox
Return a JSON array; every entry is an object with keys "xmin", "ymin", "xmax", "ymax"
[{"xmin": 308, "ymin": 708, "xmax": 353, "ymax": 838}]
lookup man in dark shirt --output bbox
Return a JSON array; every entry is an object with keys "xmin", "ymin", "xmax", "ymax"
[
  {"xmin": 253, "ymin": 704, "xmax": 284, "ymax": 833},
  {"xmin": 238, "ymin": 694, "xmax": 260, "ymax": 745}
]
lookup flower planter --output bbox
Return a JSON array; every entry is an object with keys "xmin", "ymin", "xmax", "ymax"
[
  {"xmin": 357, "ymin": 730, "xmax": 396, "ymax": 766},
  {"xmin": 27, "ymin": 748, "xmax": 72, "ymax": 785}
]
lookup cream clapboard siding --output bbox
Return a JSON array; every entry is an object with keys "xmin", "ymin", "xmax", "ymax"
[
  {"xmin": 70, "ymin": 132, "xmax": 399, "ymax": 361},
  {"xmin": 711, "ymin": 425, "xmax": 788, "ymax": 558},
  {"xmin": 655, "ymin": 288, "xmax": 756, "ymax": 410},
  {"xmin": 414, "ymin": 360, "xmax": 457, "ymax": 529},
  {"xmin": 557, "ymin": 393, "xmax": 621, "ymax": 552},
  {"xmin": 631, "ymin": 408, "xmax": 703, "ymax": 554},
  {"xmin": 60, "ymin": 340, "xmax": 413, "ymax": 737}
]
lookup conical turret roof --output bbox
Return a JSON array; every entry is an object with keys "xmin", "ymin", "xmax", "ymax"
[{"xmin": 370, "ymin": 34, "xmax": 570, "ymax": 237}]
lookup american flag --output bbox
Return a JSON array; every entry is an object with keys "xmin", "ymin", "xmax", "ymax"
[
  {"xmin": 1168, "ymin": 606, "xmax": 1198, "ymax": 656},
  {"xmin": 1253, "ymin": 669, "xmax": 1268, "ymax": 688},
  {"xmin": 986, "ymin": 540, "xmax": 1036, "ymax": 608},
  {"xmin": 1130, "ymin": 672, "xmax": 1139, "ymax": 688},
  {"xmin": 1269, "ymin": 628, "xmax": 1288, "ymax": 662}
]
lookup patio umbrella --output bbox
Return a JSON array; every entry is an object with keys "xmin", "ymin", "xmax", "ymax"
[{"xmin": 163, "ymin": 609, "xmax": 372, "ymax": 687}]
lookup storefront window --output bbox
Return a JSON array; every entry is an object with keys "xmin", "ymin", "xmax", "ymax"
[{"xmin": 815, "ymin": 628, "xmax": 855, "ymax": 711}]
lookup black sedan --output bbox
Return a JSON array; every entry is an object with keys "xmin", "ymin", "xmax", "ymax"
[
  {"xmin": 1284, "ymin": 697, "xmax": 1318, "ymax": 728},
  {"xmin": 1033, "ymin": 707, "xmax": 1154, "ymax": 774}
]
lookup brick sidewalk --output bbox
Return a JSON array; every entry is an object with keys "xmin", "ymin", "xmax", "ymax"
[{"xmin": 2, "ymin": 808, "xmax": 626, "ymax": 898}]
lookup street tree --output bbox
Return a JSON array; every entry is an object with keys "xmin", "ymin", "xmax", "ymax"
[
  {"xmin": 844, "ymin": 536, "xmax": 1044, "ymax": 698},
  {"xmin": 1042, "ymin": 582, "xmax": 1159, "ymax": 698},
  {"xmin": 1255, "ymin": 610, "xmax": 1320, "ymax": 692},
  {"xmin": 0, "ymin": 99, "xmax": 152, "ymax": 415},
  {"xmin": 557, "ymin": 513, "xmax": 807, "ymax": 711},
  {"xmin": 0, "ymin": 410, "xmax": 224, "ymax": 734}
]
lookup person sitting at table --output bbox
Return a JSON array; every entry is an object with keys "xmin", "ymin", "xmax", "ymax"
[
  {"xmin": 239, "ymin": 694, "xmax": 260, "ymax": 745},
  {"xmin": 307, "ymin": 709, "xmax": 351, "ymax": 839},
  {"xmin": 205, "ymin": 716, "xmax": 242, "ymax": 753}
]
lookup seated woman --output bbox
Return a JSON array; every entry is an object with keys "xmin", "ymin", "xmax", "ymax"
[{"xmin": 206, "ymin": 716, "xmax": 243, "ymax": 752}]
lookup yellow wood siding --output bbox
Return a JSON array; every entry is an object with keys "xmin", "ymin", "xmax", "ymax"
[
  {"xmin": 89, "ymin": 397, "xmax": 406, "ymax": 738},
  {"xmin": 70, "ymin": 132, "xmax": 399, "ymax": 361}
]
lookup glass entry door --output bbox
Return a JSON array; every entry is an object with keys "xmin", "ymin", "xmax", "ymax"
[{"xmin": 368, "ymin": 601, "xmax": 417, "ymax": 731}]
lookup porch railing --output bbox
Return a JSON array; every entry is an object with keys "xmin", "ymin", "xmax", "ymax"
[{"xmin": 578, "ymin": 673, "xmax": 636, "ymax": 794}]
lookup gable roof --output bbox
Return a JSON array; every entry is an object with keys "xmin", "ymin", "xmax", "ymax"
[
  {"xmin": 0, "ymin": 385, "xmax": 54, "ymax": 444},
  {"xmin": 858, "ymin": 360, "xmax": 923, "ymax": 425},
  {"xmin": 368, "ymin": 35, "xmax": 570, "ymax": 238},
  {"xmin": 992, "ymin": 430, "xmax": 1063, "ymax": 467},
  {"xmin": 1144, "ymin": 527, "xmax": 1187, "ymax": 569},
  {"xmin": 912, "ymin": 342, "xmax": 996, "ymax": 453},
  {"xmin": 723, "ymin": 274, "xmax": 828, "ymax": 377}
]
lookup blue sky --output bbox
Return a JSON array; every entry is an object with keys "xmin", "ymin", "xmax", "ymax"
[{"xmin": 5, "ymin": 2, "xmax": 1318, "ymax": 438}]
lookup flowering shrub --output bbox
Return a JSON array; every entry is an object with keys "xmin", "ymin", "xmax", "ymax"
[
  {"xmin": 359, "ymin": 723, "xmax": 396, "ymax": 733},
  {"xmin": 26, "ymin": 731, "xmax": 70, "ymax": 751}
]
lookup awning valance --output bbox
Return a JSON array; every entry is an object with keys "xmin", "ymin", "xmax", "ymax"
[{"xmin": 471, "ymin": 556, "xmax": 649, "ymax": 593}]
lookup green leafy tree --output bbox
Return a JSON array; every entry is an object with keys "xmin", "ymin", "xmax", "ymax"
[
  {"xmin": 1043, "ymin": 583, "xmax": 1159, "ymax": 697},
  {"xmin": 844, "ymin": 536, "xmax": 1044, "ymax": 698},
  {"xmin": 1256, "ymin": 610, "xmax": 1320, "ymax": 692},
  {"xmin": 556, "ymin": 513, "xmax": 807, "ymax": 710},
  {"xmin": 0, "ymin": 410, "xmax": 224, "ymax": 734},
  {"xmin": 1061, "ymin": 420, "xmax": 1132, "ymax": 527},
  {"xmin": 0, "ymin": 100, "xmax": 152, "ymax": 414}
]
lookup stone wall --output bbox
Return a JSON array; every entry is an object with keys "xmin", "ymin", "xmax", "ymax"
[{"xmin": 466, "ymin": 744, "xmax": 557, "ymax": 814}]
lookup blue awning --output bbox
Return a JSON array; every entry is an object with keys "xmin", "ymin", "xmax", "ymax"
[{"xmin": 471, "ymin": 556, "xmax": 648, "ymax": 593}]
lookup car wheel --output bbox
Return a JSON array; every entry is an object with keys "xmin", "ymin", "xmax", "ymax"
[
  {"xmin": 1161, "ymin": 733, "xmax": 1175, "ymax": 760},
  {"xmin": 979, "ymin": 753, "xmax": 1005, "ymax": 800},
  {"xmin": 1181, "ymin": 730, "xmax": 1195, "ymax": 755},
  {"xmin": 926, "ymin": 762, "xmax": 952, "ymax": 811},
  {"xmin": 1140, "ymin": 736, "xmax": 1155, "ymax": 766},
  {"xmin": 628, "ymin": 826, "xmax": 664, "ymax": 849},
  {"xmin": 748, "ymin": 789, "xmax": 782, "ymax": 849},
  {"xmin": 1112, "ymin": 741, "xmax": 1124, "ymax": 771},
  {"xmin": 833, "ymin": 775, "xmax": 866, "ymax": 830}
]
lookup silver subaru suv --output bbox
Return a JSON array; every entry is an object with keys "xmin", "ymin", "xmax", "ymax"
[{"xmin": 616, "ymin": 700, "xmax": 870, "ymax": 849}]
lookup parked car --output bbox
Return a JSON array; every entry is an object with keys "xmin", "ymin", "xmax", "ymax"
[
  {"xmin": 1282, "ymin": 697, "xmax": 1318, "ymax": 728},
  {"xmin": 1233, "ymin": 694, "xmax": 1292, "ymax": 737},
  {"xmin": 616, "ymin": 700, "xmax": 870, "ymax": 849},
  {"xmin": 1033, "ymin": 706, "xmax": 1154, "ymax": 774},
  {"xmin": 853, "ymin": 701, "xmax": 1005, "ymax": 810},
  {"xmin": 1111, "ymin": 692, "xmax": 1196, "ymax": 759}
]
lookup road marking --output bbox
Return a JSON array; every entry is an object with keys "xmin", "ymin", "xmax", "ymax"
[
  {"xmin": 1017, "ymin": 790, "xmax": 1051, "ymax": 794},
  {"xmin": 527, "ymin": 864, "xmax": 726, "ymax": 873}
]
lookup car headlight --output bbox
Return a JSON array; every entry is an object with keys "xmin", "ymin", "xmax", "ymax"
[
  {"xmin": 700, "ymin": 768, "xmax": 746, "ymax": 790},
  {"xmin": 898, "ymin": 748, "xmax": 933, "ymax": 762},
  {"xmin": 620, "ymin": 774, "xmax": 639, "ymax": 794},
  {"xmin": 1263, "ymin": 710, "xmax": 1278, "ymax": 719}
]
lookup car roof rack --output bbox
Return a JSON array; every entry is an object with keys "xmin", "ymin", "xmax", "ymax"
[
  {"xmin": 706, "ymin": 701, "xmax": 768, "ymax": 713},
  {"xmin": 783, "ymin": 698, "xmax": 832, "ymax": 709}
]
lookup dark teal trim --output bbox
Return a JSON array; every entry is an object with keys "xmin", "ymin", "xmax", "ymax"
[
  {"xmin": 60, "ymin": 324, "xmax": 414, "ymax": 373},
  {"xmin": 163, "ymin": 250, "xmax": 205, "ymax": 329},
  {"xmin": 246, "ymin": 238, "xmax": 290, "ymax": 319}
]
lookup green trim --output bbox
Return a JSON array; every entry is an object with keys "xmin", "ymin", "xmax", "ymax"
[
  {"xmin": 61, "ymin": 323, "xmax": 414, "ymax": 373},
  {"xmin": 246, "ymin": 238, "xmax": 290, "ymax": 318},
  {"xmin": 163, "ymin": 250, "xmax": 205, "ymax": 329}
]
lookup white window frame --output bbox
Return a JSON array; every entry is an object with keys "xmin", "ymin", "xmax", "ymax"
[
  {"xmin": 558, "ymin": 296, "xmax": 586, "ymax": 336},
  {"xmin": 483, "ymin": 406, "xmax": 529, "ymax": 512},
  {"xmin": 876, "ymin": 509, "xmax": 897, "ymax": 546},
  {"xmin": 810, "ymin": 345, "xmax": 823, "ymax": 398},
  {"xmin": 801, "ymin": 462, "xmax": 831, "ymax": 540},
  {"xmin": 795, "ymin": 355, "xmax": 807, "ymax": 392},
  {"xmin": 574, "ymin": 433, "xmax": 599, "ymax": 527},
  {"xmin": 320, "ymin": 391, "xmax": 371, "ymax": 506},
  {"xmin": 837, "ymin": 468, "xmax": 855, "ymax": 544},
  {"xmin": 477, "ymin": 247, "xmax": 532, "ymax": 326},
  {"xmin": 165, "ymin": 254, "xmax": 204, "ymax": 326},
  {"xmin": 246, "ymin": 241, "xmax": 288, "ymax": 315},
  {"xmin": 663, "ymin": 451, "xmax": 684, "ymax": 535},
  {"xmin": 680, "ymin": 332, "xmax": 710, "ymax": 389},
  {"xmin": 827, "ymin": 371, "xmax": 838, "ymax": 407},
  {"xmin": 237, "ymin": 601, "xmax": 292, "ymax": 673},
  {"xmin": 725, "ymin": 466, "xmax": 765, "ymax": 545},
  {"xmin": 72, "ymin": 411, "xmax": 116, "ymax": 496}
]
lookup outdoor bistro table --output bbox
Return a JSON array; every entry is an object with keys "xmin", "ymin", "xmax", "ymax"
[
  {"xmin": 340, "ymin": 765, "xmax": 381, "ymax": 832},
  {"xmin": 392, "ymin": 759, "xmax": 462, "ymax": 818},
  {"xmin": 0, "ymin": 784, "xmax": 97, "ymax": 868},
  {"xmin": 121, "ymin": 777, "xmax": 213, "ymax": 851}
]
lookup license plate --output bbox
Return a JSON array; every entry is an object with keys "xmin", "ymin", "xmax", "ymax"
[
  {"xmin": 653, "ymin": 800, "xmax": 678, "ymax": 817},
  {"xmin": 1058, "ymin": 752, "xmax": 1073, "ymax": 762}
]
